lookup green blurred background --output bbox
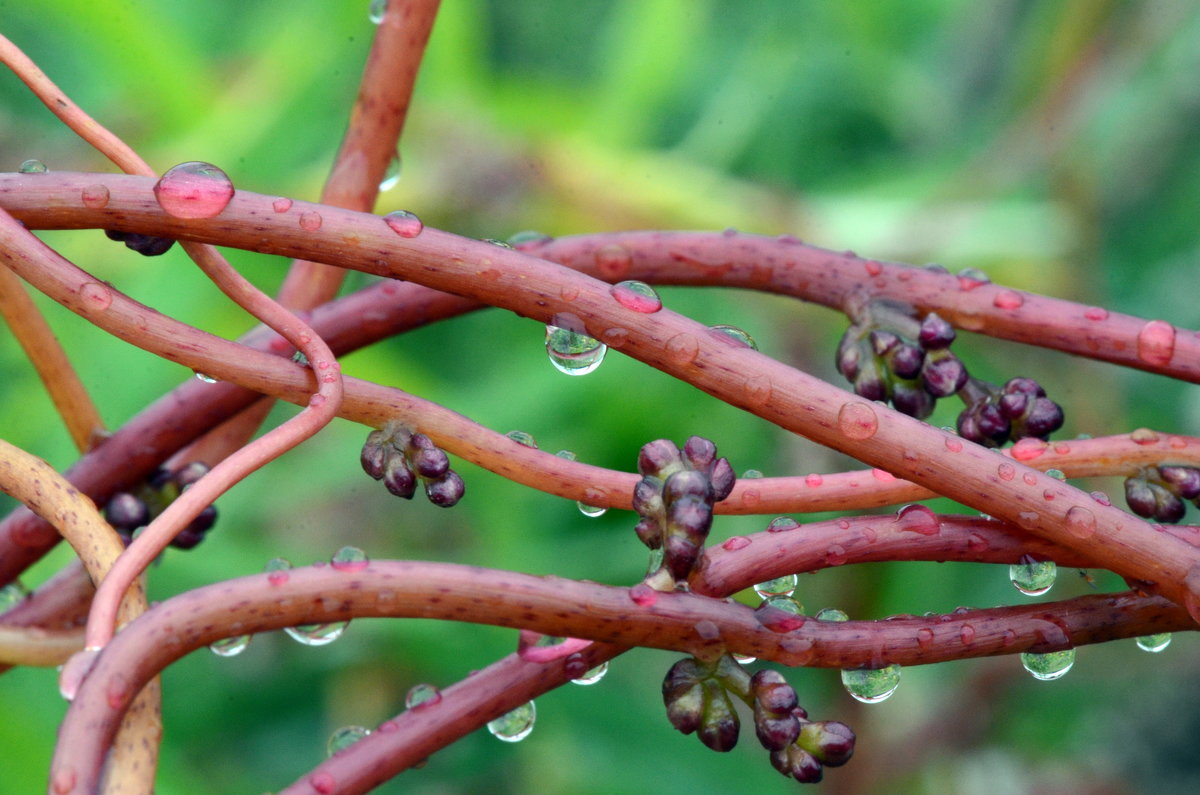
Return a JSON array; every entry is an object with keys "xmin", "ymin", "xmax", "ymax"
[{"xmin": 2, "ymin": 1, "xmax": 1200, "ymax": 792}]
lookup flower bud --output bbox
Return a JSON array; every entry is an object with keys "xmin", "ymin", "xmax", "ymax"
[
  {"xmin": 105, "ymin": 493, "xmax": 149, "ymax": 531},
  {"xmin": 664, "ymin": 469, "xmax": 711, "ymax": 503},
  {"xmin": 425, "ymin": 471, "xmax": 465, "ymax": 507},
  {"xmin": 634, "ymin": 516, "xmax": 662, "ymax": 548},
  {"xmin": 770, "ymin": 745, "xmax": 824, "ymax": 783},
  {"xmin": 638, "ymin": 439, "xmax": 681, "ymax": 477},
  {"xmin": 383, "ymin": 456, "xmax": 417, "ymax": 499},
  {"xmin": 798, "ymin": 720, "xmax": 856, "ymax": 767},
  {"xmin": 1160, "ymin": 466, "xmax": 1200, "ymax": 500},
  {"xmin": 917, "ymin": 312, "xmax": 956, "ymax": 349},
  {"xmin": 698, "ymin": 683, "xmax": 739, "ymax": 752},
  {"xmin": 709, "ymin": 458, "xmax": 736, "ymax": 502},
  {"xmin": 360, "ymin": 431, "xmax": 388, "ymax": 480},
  {"xmin": 887, "ymin": 343, "xmax": 925, "ymax": 379},
  {"xmin": 921, "ymin": 350, "xmax": 968, "ymax": 397}
]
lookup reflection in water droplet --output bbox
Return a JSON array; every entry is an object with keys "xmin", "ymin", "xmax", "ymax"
[
  {"xmin": 19, "ymin": 159, "xmax": 47, "ymax": 173},
  {"xmin": 1135, "ymin": 633, "xmax": 1171, "ymax": 653},
  {"xmin": 815, "ymin": 607, "xmax": 848, "ymax": 622},
  {"xmin": 767, "ymin": 516, "xmax": 800, "ymax": 533},
  {"xmin": 841, "ymin": 664, "xmax": 901, "ymax": 703},
  {"xmin": 577, "ymin": 502, "xmax": 607, "ymax": 518},
  {"xmin": 1045, "ymin": 468, "xmax": 1066, "ymax": 480},
  {"xmin": 327, "ymin": 725, "xmax": 370, "ymax": 756},
  {"xmin": 81, "ymin": 184, "xmax": 110, "ymax": 208},
  {"xmin": 384, "ymin": 209, "xmax": 423, "ymax": 238},
  {"xmin": 506, "ymin": 430, "xmax": 538, "ymax": 448},
  {"xmin": 722, "ymin": 535, "xmax": 751, "ymax": 551},
  {"xmin": 570, "ymin": 660, "xmax": 609, "ymax": 686},
  {"xmin": 266, "ymin": 556, "xmax": 292, "ymax": 586},
  {"xmin": 368, "ymin": 0, "xmax": 387, "ymax": 23},
  {"xmin": 1136, "ymin": 320, "xmax": 1176, "ymax": 367},
  {"xmin": 299, "ymin": 211, "xmax": 323, "ymax": 231},
  {"xmin": 895, "ymin": 504, "xmax": 939, "ymax": 535},
  {"xmin": 1011, "ymin": 438, "xmax": 1047, "ymax": 461},
  {"xmin": 629, "ymin": 582, "xmax": 658, "ymax": 606},
  {"xmin": 488, "ymin": 701, "xmax": 536, "ymax": 742},
  {"xmin": 1064, "ymin": 506, "xmax": 1097, "ymax": 539},
  {"xmin": 1009, "ymin": 557, "xmax": 1056, "ymax": 596},
  {"xmin": 1130, "ymin": 428, "xmax": 1159, "ymax": 445},
  {"xmin": 742, "ymin": 469, "xmax": 763, "ymax": 479},
  {"xmin": 754, "ymin": 573, "xmax": 798, "ymax": 599},
  {"xmin": 756, "ymin": 595, "xmax": 806, "ymax": 631},
  {"xmin": 509, "ymin": 230, "xmax": 553, "ymax": 248},
  {"xmin": 379, "ymin": 151, "xmax": 402, "ymax": 191},
  {"xmin": 732, "ymin": 652, "xmax": 757, "ymax": 664},
  {"xmin": 708, "ymin": 324, "xmax": 758, "ymax": 350},
  {"xmin": 405, "ymin": 682, "xmax": 443, "ymax": 709},
  {"xmin": 838, "ymin": 402, "xmax": 879, "ymax": 440},
  {"xmin": 1020, "ymin": 649, "xmax": 1075, "ymax": 681},
  {"xmin": 331, "ymin": 545, "xmax": 369, "ymax": 572},
  {"xmin": 194, "ymin": 371, "xmax": 218, "ymax": 383},
  {"xmin": 610, "ymin": 280, "xmax": 662, "ymax": 313},
  {"xmin": 545, "ymin": 315, "xmax": 606, "ymax": 375},
  {"xmin": 285, "ymin": 621, "xmax": 347, "ymax": 647},
  {"xmin": 209, "ymin": 635, "xmax": 251, "ymax": 657},
  {"xmin": 154, "ymin": 161, "xmax": 234, "ymax": 219}
]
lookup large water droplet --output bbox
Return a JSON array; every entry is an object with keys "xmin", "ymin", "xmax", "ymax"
[
  {"xmin": 193, "ymin": 371, "xmax": 218, "ymax": 384},
  {"xmin": 1020, "ymin": 649, "xmax": 1075, "ymax": 681},
  {"xmin": 754, "ymin": 574, "xmax": 798, "ymax": 599},
  {"xmin": 766, "ymin": 516, "xmax": 800, "ymax": 533},
  {"xmin": 487, "ymin": 701, "xmax": 536, "ymax": 742},
  {"xmin": 1011, "ymin": 438, "xmax": 1047, "ymax": 461},
  {"xmin": 209, "ymin": 635, "xmax": 251, "ymax": 657},
  {"xmin": 1064, "ymin": 506, "xmax": 1097, "ymax": 539},
  {"xmin": 895, "ymin": 504, "xmax": 939, "ymax": 535},
  {"xmin": 841, "ymin": 664, "xmax": 901, "ymax": 703},
  {"xmin": 1135, "ymin": 633, "xmax": 1171, "ymax": 653},
  {"xmin": 1009, "ymin": 556, "xmax": 1056, "ymax": 596},
  {"xmin": 815, "ymin": 607, "xmax": 849, "ymax": 622},
  {"xmin": 405, "ymin": 682, "xmax": 443, "ymax": 709},
  {"xmin": 506, "ymin": 430, "xmax": 538, "ymax": 448},
  {"xmin": 837, "ymin": 402, "xmax": 879, "ymax": 440},
  {"xmin": 665, "ymin": 333, "xmax": 700, "ymax": 364},
  {"xmin": 993, "ymin": 290, "xmax": 1024, "ymax": 310},
  {"xmin": 299, "ymin": 211, "xmax": 323, "ymax": 231},
  {"xmin": 331, "ymin": 545, "xmax": 369, "ymax": 572},
  {"xmin": 384, "ymin": 209, "xmax": 423, "ymax": 238},
  {"xmin": 368, "ymin": 0, "xmax": 387, "ymax": 23},
  {"xmin": 327, "ymin": 725, "xmax": 370, "ymax": 756},
  {"xmin": 19, "ymin": 159, "xmax": 47, "ymax": 173},
  {"xmin": 708, "ymin": 324, "xmax": 758, "ymax": 350},
  {"xmin": 610, "ymin": 280, "xmax": 662, "ymax": 313},
  {"xmin": 379, "ymin": 151, "xmax": 402, "ymax": 191},
  {"xmin": 1136, "ymin": 320, "xmax": 1176, "ymax": 367},
  {"xmin": 755, "ymin": 595, "xmax": 806, "ymax": 632},
  {"xmin": 153, "ymin": 161, "xmax": 234, "ymax": 219},
  {"xmin": 81, "ymin": 184, "xmax": 110, "ymax": 208},
  {"xmin": 272, "ymin": 197, "xmax": 293, "ymax": 213},
  {"xmin": 546, "ymin": 314, "xmax": 606, "ymax": 375},
  {"xmin": 285, "ymin": 621, "xmax": 347, "ymax": 647},
  {"xmin": 570, "ymin": 661, "xmax": 609, "ymax": 686}
]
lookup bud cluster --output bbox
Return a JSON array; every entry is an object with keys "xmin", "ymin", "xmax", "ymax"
[
  {"xmin": 104, "ymin": 228, "xmax": 176, "ymax": 257},
  {"xmin": 632, "ymin": 437, "xmax": 735, "ymax": 582},
  {"xmin": 360, "ymin": 421, "xmax": 465, "ymax": 507},
  {"xmin": 1125, "ymin": 465, "xmax": 1200, "ymax": 523},
  {"xmin": 662, "ymin": 655, "xmax": 855, "ymax": 783},
  {"xmin": 956, "ymin": 377, "xmax": 1064, "ymax": 448},
  {"xmin": 103, "ymin": 462, "xmax": 217, "ymax": 549}
]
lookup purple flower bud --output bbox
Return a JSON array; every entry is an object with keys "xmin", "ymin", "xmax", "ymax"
[
  {"xmin": 1159, "ymin": 466, "xmax": 1200, "ymax": 500},
  {"xmin": 667, "ymin": 496, "xmax": 713, "ymax": 544},
  {"xmin": 683, "ymin": 436, "xmax": 717, "ymax": 472},
  {"xmin": 891, "ymin": 381, "xmax": 935, "ymax": 419},
  {"xmin": 998, "ymin": 391, "xmax": 1030, "ymax": 420},
  {"xmin": 853, "ymin": 356, "xmax": 888, "ymax": 402},
  {"xmin": 638, "ymin": 439, "xmax": 681, "ymax": 477},
  {"xmin": 410, "ymin": 446, "xmax": 450, "ymax": 479},
  {"xmin": 698, "ymin": 685, "xmax": 739, "ymax": 752},
  {"xmin": 169, "ymin": 527, "xmax": 206, "ymax": 550},
  {"xmin": 383, "ymin": 456, "xmax": 417, "ymax": 499},
  {"xmin": 360, "ymin": 431, "xmax": 388, "ymax": 480},
  {"xmin": 917, "ymin": 312, "xmax": 956, "ymax": 349},
  {"xmin": 800, "ymin": 720, "xmax": 856, "ymax": 767},
  {"xmin": 1125, "ymin": 477, "xmax": 1157, "ymax": 519},
  {"xmin": 184, "ymin": 503, "xmax": 217, "ymax": 535},
  {"xmin": 888, "ymin": 343, "xmax": 924, "ymax": 379},
  {"xmin": 1019, "ymin": 398, "xmax": 1064, "ymax": 439},
  {"xmin": 868, "ymin": 330, "xmax": 899, "ymax": 356},
  {"xmin": 836, "ymin": 332, "xmax": 862, "ymax": 380},
  {"xmin": 709, "ymin": 458, "xmax": 736, "ymax": 502},
  {"xmin": 634, "ymin": 516, "xmax": 662, "ymax": 548},
  {"xmin": 424, "ymin": 471, "xmax": 465, "ymax": 507},
  {"xmin": 1155, "ymin": 487, "xmax": 1187, "ymax": 523},
  {"xmin": 632, "ymin": 477, "xmax": 664, "ymax": 516},
  {"xmin": 665, "ymin": 682, "xmax": 704, "ymax": 735},
  {"xmin": 664, "ymin": 470, "xmax": 712, "ymax": 503},
  {"xmin": 105, "ymin": 493, "xmax": 149, "ymax": 531},
  {"xmin": 664, "ymin": 533, "xmax": 701, "ymax": 581},
  {"xmin": 770, "ymin": 745, "xmax": 824, "ymax": 783},
  {"xmin": 1003, "ymin": 377, "xmax": 1044, "ymax": 397},
  {"xmin": 921, "ymin": 351, "xmax": 968, "ymax": 397},
  {"xmin": 173, "ymin": 461, "xmax": 209, "ymax": 487}
]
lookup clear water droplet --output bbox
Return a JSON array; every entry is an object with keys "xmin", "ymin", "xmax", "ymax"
[
  {"xmin": 508, "ymin": 230, "xmax": 553, "ymax": 248},
  {"xmin": 815, "ymin": 607, "xmax": 848, "ymax": 622},
  {"xmin": 1084, "ymin": 306, "xmax": 1109, "ymax": 321},
  {"xmin": 266, "ymin": 556, "xmax": 292, "ymax": 586},
  {"xmin": 1136, "ymin": 320, "xmax": 1176, "ymax": 367},
  {"xmin": 754, "ymin": 574, "xmax": 798, "ymax": 599},
  {"xmin": 1065, "ymin": 506, "xmax": 1097, "ymax": 539},
  {"xmin": 804, "ymin": 473, "xmax": 824, "ymax": 487},
  {"xmin": 379, "ymin": 151, "xmax": 401, "ymax": 191},
  {"xmin": 1020, "ymin": 649, "xmax": 1075, "ymax": 681},
  {"xmin": 209, "ymin": 635, "xmax": 251, "ymax": 657},
  {"xmin": 577, "ymin": 502, "xmax": 607, "ymax": 518},
  {"xmin": 766, "ymin": 516, "xmax": 800, "ymax": 533},
  {"xmin": 841, "ymin": 664, "xmax": 901, "ymax": 703},
  {"xmin": 955, "ymin": 268, "xmax": 991, "ymax": 290},
  {"xmin": 570, "ymin": 661, "xmax": 609, "ymax": 686},
  {"xmin": 762, "ymin": 594, "xmax": 804, "ymax": 616},
  {"xmin": 895, "ymin": 504, "xmax": 939, "ymax": 535},
  {"xmin": 368, "ymin": 0, "xmax": 387, "ymax": 23},
  {"xmin": 0, "ymin": 582, "xmax": 27, "ymax": 612},
  {"xmin": 838, "ymin": 402, "xmax": 879, "ymax": 440},
  {"xmin": 665, "ymin": 333, "xmax": 700, "ymax": 364},
  {"xmin": 487, "ymin": 701, "xmax": 536, "ymax": 742},
  {"xmin": 595, "ymin": 244, "xmax": 632, "ymax": 279},
  {"xmin": 993, "ymin": 290, "xmax": 1024, "ymax": 310},
  {"xmin": 153, "ymin": 161, "xmax": 234, "ymax": 219},
  {"xmin": 708, "ymin": 324, "xmax": 758, "ymax": 350},
  {"xmin": 405, "ymin": 682, "xmax": 443, "ymax": 709},
  {"xmin": 629, "ymin": 582, "xmax": 658, "ymax": 606},
  {"xmin": 610, "ymin": 280, "xmax": 662, "ymax": 313},
  {"xmin": 19, "ymin": 159, "xmax": 47, "ymax": 173},
  {"xmin": 997, "ymin": 462, "xmax": 1016, "ymax": 481},
  {"xmin": 327, "ymin": 725, "xmax": 370, "ymax": 756},
  {"xmin": 1130, "ymin": 427, "xmax": 1159, "ymax": 445},
  {"xmin": 272, "ymin": 197, "xmax": 293, "ymax": 213},
  {"xmin": 1009, "ymin": 557, "xmax": 1056, "ymax": 596},
  {"xmin": 1011, "ymin": 438, "xmax": 1047, "ymax": 461},
  {"xmin": 506, "ymin": 430, "xmax": 538, "ymax": 448},
  {"xmin": 330, "ymin": 545, "xmax": 368, "ymax": 572},
  {"xmin": 545, "ymin": 313, "xmax": 606, "ymax": 375},
  {"xmin": 80, "ymin": 282, "xmax": 112, "ymax": 311},
  {"xmin": 722, "ymin": 535, "xmax": 751, "ymax": 551},
  {"xmin": 483, "ymin": 238, "xmax": 513, "ymax": 249},
  {"xmin": 284, "ymin": 621, "xmax": 347, "ymax": 647},
  {"xmin": 81, "ymin": 184, "xmax": 110, "ymax": 208},
  {"xmin": 384, "ymin": 209, "xmax": 423, "ymax": 238},
  {"xmin": 194, "ymin": 371, "xmax": 218, "ymax": 383},
  {"xmin": 1045, "ymin": 468, "xmax": 1066, "ymax": 480},
  {"xmin": 1135, "ymin": 633, "xmax": 1171, "ymax": 653},
  {"xmin": 299, "ymin": 210, "xmax": 323, "ymax": 231},
  {"xmin": 732, "ymin": 653, "xmax": 757, "ymax": 664},
  {"xmin": 742, "ymin": 469, "xmax": 764, "ymax": 479}
]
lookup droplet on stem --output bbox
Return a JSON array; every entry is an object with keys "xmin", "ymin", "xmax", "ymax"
[
  {"xmin": 487, "ymin": 701, "xmax": 536, "ymax": 742},
  {"xmin": 841, "ymin": 664, "xmax": 901, "ymax": 703},
  {"xmin": 153, "ymin": 161, "xmax": 234, "ymax": 219},
  {"xmin": 384, "ymin": 209, "xmax": 423, "ymax": 238}
]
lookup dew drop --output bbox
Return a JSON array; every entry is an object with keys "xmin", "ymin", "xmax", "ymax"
[
  {"xmin": 595, "ymin": 244, "xmax": 632, "ymax": 279},
  {"xmin": 153, "ymin": 161, "xmax": 234, "ymax": 219},
  {"xmin": 944, "ymin": 437, "xmax": 963, "ymax": 453},
  {"xmin": 837, "ymin": 402, "xmax": 879, "ymax": 441},
  {"xmin": 755, "ymin": 596, "xmax": 807, "ymax": 632},
  {"xmin": 708, "ymin": 324, "xmax": 758, "ymax": 350},
  {"xmin": 1130, "ymin": 427, "xmax": 1159, "ymax": 446},
  {"xmin": 209, "ymin": 635, "xmax": 251, "ymax": 657},
  {"xmin": 754, "ymin": 573, "xmax": 798, "ymax": 599},
  {"xmin": 871, "ymin": 468, "xmax": 896, "ymax": 482},
  {"xmin": 1020, "ymin": 649, "xmax": 1075, "ymax": 681},
  {"xmin": 742, "ymin": 469, "xmax": 763, "ymax": 479},
  {"xmin": 960, "ymin": 624, "xmax": 976, "ymax": 644},
  {"xmin": 330, "ymin": 545, "xmax": 369, "ymax": 572},
  {"xmin": 1023, "ymin": 473, "xmax": 1038, "ymax": 486},
  {"xmin": 0, "ymin": 582, "xmax": 26, "ymax": 612},
  {"xmin": 570, "ymin": 660, "xmax": 609, "ymax": 686},
  {"xmin": 1090, "ymin": 490, "xmax": 1112, "ymax": 507},
  {"xmin": 379, "ymin": 151, "xmax": 402, "ymax": 191},
  {"xmin": 1009, "ymin": 556, "xmax": 1056, "ymax": 596},
  {"xmin": 559, "ymin": 284, "xmax": 580, "ymax": 302},
  {"xmin": 955, "ymin": 268, "xmax": 990, "ymax": 290},
  {"xmin": 488, "ymin": 701, "xmax": 536, "ymax": 742},
  {"xmin": 384, "ymin": 209, "xmax": 423, "ymax": 238},
  {"xmin": 732, "ymin": 653, "xmax": 758, "ymax": 664},
  {"xmin": 1011, "ymin": 438, "xmax": 1047, "ymax": 461},
  {"xmin": 193, "ymin": 371, "xmax": 218, "ymax": 384},
  {"xmin": 578, "ymin": 501, "xmax": 607, "ymax": 518},
  {"xmin": 18, "ymin": 159, "xmax": 47, "ymax": 173},
  {"xmin": 1136, "ymin": 320, "xmax": 1176, "ymax": 367},
  {"xmin": 1017, "ymin": 510, "xmax": 1039, "ymax": 529},
  {"xmin": 506, "ymin": 430, "xmax": 538, "ymax": 448},
  {"xmin": 665, "ymin": 333, "xmax": 700, "ymax": 365},
  {"xmin": 1135, "ymin": 633, "xmax": 1171, "ymax": 653},
  {"xmin": 864, "ymin": 260, "xmax": 882, "ymax": 276},
  {"xmin": 895, "ymin": 504, "xmax": 939, "ymax": 535},
  {"xmin": 841, "ymin": 664, "xmax": 901, "ymax": 703},
  {"xmin": 545, "ymin": 314, "xmax": 606, "ymax": 375},
  {"xmin": 272, "ymin": 197, "xmax": 293, "ymax": 213},
  {"xmin": 1046, "ymin": 468, "xmax": 1066, "ymax": 481},
  {"xmin": 81, "ymin": 184, "xmax": 110, "ymax": 208},
  {"xmin": 266, "ymin": 556, "xmax": 291, "ymax": 586},
  {"xmin": 993, "ymin": 290, "xmax": 1024, "ymax": 310},
  {"xmin": 610, "ymin": 280, "xmax": 662, "ymax": 313},
  {"xmin": 296, "ymin": 211, "xmax": 322, "ymax": 232},
  {"xmin": 405, "ymin": 682, "xmax": 443, "ymax": 709},
  {"xmin": 79, "ymin": 281, "xmax": 113, "ymax": 311},
  {"xmin": 1084, "ymin": 306, "xmax": 1109, "ymax": 321},
  {"xmin": 509, "ymin": 230, "xmax": 553, "ymax": 248},
  {"xmin": 816, "ymin": 607, "xmax": 848, "ymax": 622},
  {"xmin": 600, "ymin": 327, "xmax": 629, "ymax": 348},
  {"xmin": 722, "ymin": 535, "xmax": 751, "ymax": 551},
  {"xmin": 628, "ymin": 583, "xmax": 658, "ymax": 606},
  {"xmin": 825, "ymin": 544, "xmax": 847, "ymax": 566},
  {"xmin": 916, "ymin": 627, "xmax": 934, "ymax": 649},
  {"xmin": 368, "ymin": 0, "xmax": 387, "ymax": 23},
  {"xmin": 284, "ymin": 621, "xmax": 347, "ymax": 647},
  {"xmin": 766, "ymin": 516, "xmax": 800, "ymax": 533},
  {"xmin": 1065, "ymin": 505, "xmax": 1097, "ymax": 539},
  {"xmin": 327, "ymin": 725, "xmax": 370, "ymax": 756},
  {"xmin": 742, "ymin": 374, "xmax": 772, "ymax": 406},
  {"xmin": 997, "ymin": 462, "xmax": 1016, "ymax": 481}
]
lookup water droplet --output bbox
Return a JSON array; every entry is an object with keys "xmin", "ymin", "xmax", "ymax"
[
  {"xmin": 299, "ymin": 210, "xmax": 323, "ymax": 231},
  {"xmin": 997, "ymin": 462, "xmax": 1016, "ymax": 481},
  {"xmin": 600, "ymin": 327, "xmax": 629, "ymax": 348},
  {"xmin": 732, "ymin": 653, "xmax": 757, "ymax": 664},
  {"xmin": 153, "ymin": 161, "xmax": 234, "ymax": 219},
  {"xmin": 993, "ymin": 290, "xmax": 1024, "ymax": 310},
  {"xmin": 405, "ymin": 682, "xmax": 443, "ymax": 709},
  {"xmin": 917, "ymin": 627, "xmax": 934, "ymax": 649},
  {"xmin": 766, "ymin": 516, "xmax": 800, "ymax": 533},
  {"xmin": 19, "ymin": 159, "xmax": 47, "ymax": 173},
  {"xmin": 871, "ymin": 468, "xmax": 896, "ymax": 482},
  {"xmin": 545, "ymin": 314, "xmax": 606, "ymax": 375},
  {"xmin": 379, "ymin": 151, "xmax": 402, "ymax": 191},
  {"xmin": 1017, "ymin": 511, "xmax": 1039, "ymax": 529},
  {"xmin": 665, "ymin": 333, "xmax": 700, "ymax": 364},
  {"xmin": 895, "ymin": 504, "xmax": 939, "ymax": 535},
  {"xmin": 1011, "ymin": 438, "xmax": 1047, "ymax": 461},
  {"xmin": 1084, "ymin": 306, "xmax": 1109, "ymax": 321},
  {"xmin": 1009, "ymin": 556, "xmax": 1056, "ymax": 596},
  {"xmin": 488, "ymin": 701, "xmax": 536, "ymax": 742},
  {"xmin": 331, "ymin": 545, "xmax": 369, "ymax": 572},
  {"xmin": 754, "ymin": 573, "xmax": 798, "ymax": 599},
  {"xmin": 508, "ymin": 230, "xmax": 553, "ymax": 248},
  {"xmin": 864, "ymin": 260, "xmax": 883, "ymax": 276},
  {"xmin": 742, "ymin": 374, "xmax": 772, "ymax": 406},
  {"xmin": 955, "ymin": 268, "xmax": 991, "ymax": 290},
  {"xmin": 1090, "ymin": 490, "xmax": 1112, "ymax": 507},
  {"xmin": 1023, "ymin": 473, "xmax": 1038, "ymax": 486},
  {"xmin": 272, "ymin": 197, "xmax": 293, "ymax": 213},
  {"xmin": 816, "ymin": 607, "xmax": 848, "ymax": 622},
  {"xmin": 960, "ymin": 624, "xmax": 976, "ymax": 644},
  {"xmin": 721, "ymin": 536, "xmax": 751, "ymax": 551},
  {"xmin": 944, "ymin": 437, "xmax": 963, "ymax": 453},
  {"xmin": 284, "ymin": 621, "xmax": 347, "ymax": 647},
  {"xmin": 209, "ymin": 635, "xmax": 251, "ymax": 657},
  {"xmin": 1020, "ymin": 649, "xmax": 1075, "ymax": 681},
  {"xmin": 570, "ymin": 660, "xmax": 609, "ymax": 686},
  {"xmin": 595, "ymin": 244, "xmax": 632, "ymax": 279},
  {"xmin": 59, "ymin": 647, "xmax": 101, "ymax": 701},
  {"xmin": 1130, "ymin": 428, "xmax": 1159, "ymax": 445},
  {"xmin": 1046, "ymin": 468, "xmax": 1066, "ymax": 480},
  {"xmin": 742, "ymin": 469, "xmax": 763, "ymax": 479},
  {"xmin": 708, "ymin": 324, "xmax": 758, "ymax": 350},
  {"xmin": 310, "ymin": 772, "xmax": 337, "ymax": 794},
  {"xmin": 0, "ymin": 582, "xmax": 27, "ymax": 613},
  {"xmin": 193, "ymin": 371, "xmax": 218, "ymax": 384},
  {"xmin": 837, "ymin": 402, "xmax": 879, "ymax": 441},
  {"xmin": 384, "ymin": 209, "xmax": 423, "ymax": 238},
  {"xmin": 841, "ymin": 664, "xmax": 901, "ymax": 703},
  {"xmin": 1136, "ymin": 320, "xmax": 1176, "ymax": 367},
  {"xmin": 81, "ymin": 184, "xmax": 110, "ymax": 208},
  {"xmin": 368, "ymin": 0, "xmax": 387, "ymax": 23},
  {"xmin": 1135, "ymin": 633, "xmax": 1171, "ymax": 653},
  {"xmin": 629, "ymin": 583, "xmax": 658, "ymax": 606},
  {"xmin": 610, "ymin": 280, "xmax": 662, "ymax": 313},
  {"xmin": 506, "ymin": 430, "xmax": 538, "ymax": 448},
  {"xmin": 755, "ymin": 596, "xmax": 806, "ymax": 631},
  {"xmin": 576, "ymin": 501, "xmax": 607, "ymax": 518},
  {"xmin": 79, "ymin": 281, "xmax": 113, "ymax": 311},
  {"xmin": 1065, "ymin": 506, "xmax": 1097, "ymax": 539},
  {"xmin": 825, "ymin": 544, "xmax": 847, "ymax": 566},
  {"xmin": 327, "ymin": 725, "xmax": 370, "ymax": 756},
  {"xmin": 266, "ymin": 556, "xmax": 291, "ymax": 586}
]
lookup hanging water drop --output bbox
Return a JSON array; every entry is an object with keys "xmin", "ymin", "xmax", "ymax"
[
  {"xmin": 194, "ymin": 371, "xmax": 218, "ymax": 384},
  {"xmin": 841, "ymin": 664, "xmax": 901, "ymax": 703},
  {"xmin": 384, "ymin": 209, "xmax": 423, "ymax": 238},
  {"xmin": 368, "ymin": 0, "xmax": 387, "ymax": 23},
  {"xmin": 285, "ymin": 621, "xmax": 347, "ymax": 647},
  {"xmin": 732, "ymin": 653, "xmax": 757, "ymax": 664},
  {"xmin": 545, "ymin": 314, "xmax": 606, "ymax": 375},
  {"xmin": 1020, "ymin": 649, "xmax": 1075, "ymax": 681},
  {"xmin": 610, "ymin": 280, "xmax": 662, "ymax": 313},
  {"xmin": 209, "ymin": 635, "xmax": 251, "ymax": 657},
  {"xmin": 487, "ymin": 701, "xmax": 536, "ymax": 742},
  {"xmin": 18, "ymin": 159, "xmax": 47, "ymax": 173},
  {"xmin": 153, "ymin": 161, "xmax": 234, "ymax": 219},
  {"xmin": 570, "ymin": 661, "xmax": 609, "ymax": 686},
  {"xmin": 1009, "ymin": 556, "xmax": 1056, "ymax": 596},
  {"xmin": 330, "ymin": 546, "xmax": 369, "ymax": 572},
  {"xmin": 379, "ymin": 151, "xmax": 401, "ymax": 191},
  {"xmin": 405, "ymin": 682, "xmax": 443, "ymax": 709},
  {"xmin": 1135, "ymin": 633, "xmax": 1171, "ymax": 653},
  {"xmin": 506, "ymin": 430, "xmax": 538, "ymax": 448},
  {"xmin": 754, "ymin": 573, "xmax": 798, "ymax": 599},
  {"xmin": 708, "ymin": 324, "xmax": 758, "ymax": 350},
  {"xmin": 327, "ymin": 725, "xmax": 370, "ymax": 756},
  {"xmin": 577, "ymin": 502, "xmax": 607, "ymax": 518}
]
